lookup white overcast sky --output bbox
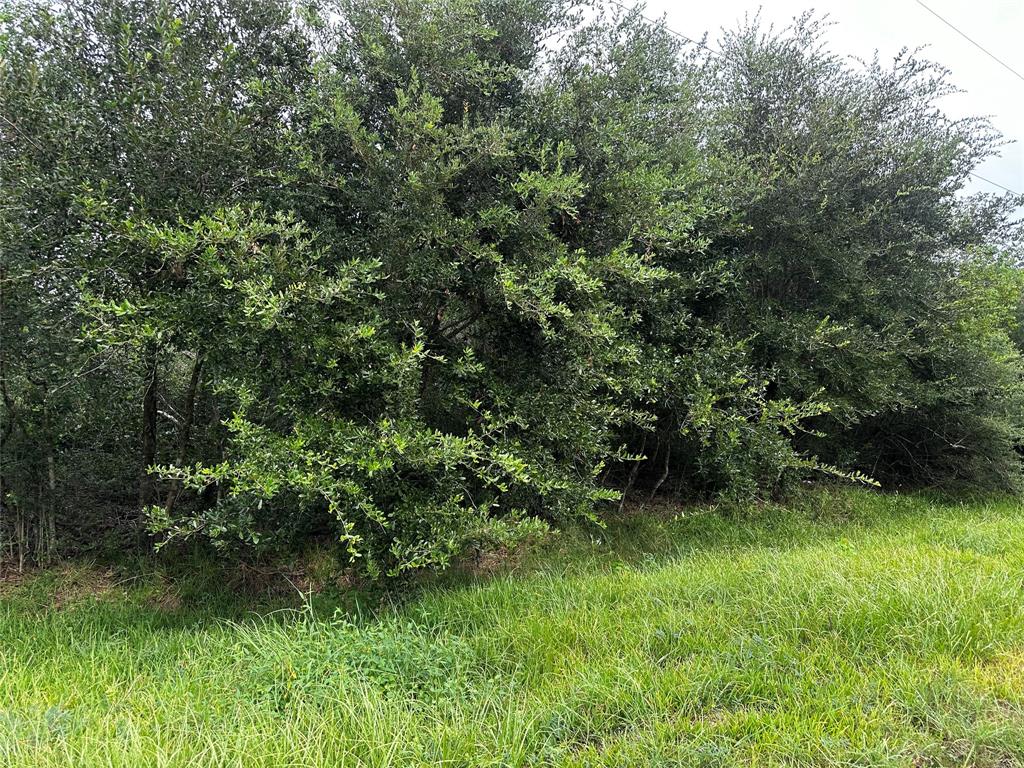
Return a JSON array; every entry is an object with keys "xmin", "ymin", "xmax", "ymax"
[{"xmin": 632, "ymin": 0, "xmax": 1023, "ymax": 202}]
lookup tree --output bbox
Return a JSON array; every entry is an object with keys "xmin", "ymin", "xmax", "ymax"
[
  {"xmin": 2, "ymin": 1, "xmax": 1020, "ymax": 576},
  {"xmin": 695, "ymin": 14, "xmax": 1024, "ymax": 489},
  {"xmin": 1, "ymin": 0, "xmax": 309, "ymax": 563}
]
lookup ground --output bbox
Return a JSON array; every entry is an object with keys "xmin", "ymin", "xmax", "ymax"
[{"xmin": 1, "ymin": 489, "xmax": 1023, "ymax": 767}]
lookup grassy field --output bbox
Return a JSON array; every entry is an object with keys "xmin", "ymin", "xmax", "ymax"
[{"xmin": 1, "ymin": 490, "xmax": 1023, "ymax": 767}]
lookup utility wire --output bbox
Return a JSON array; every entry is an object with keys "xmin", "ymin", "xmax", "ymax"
[
  {"xmin": 909, "ymin": 2, "xmax": 1023, "ymax": 194},
  {"xmin": 969, "ymin": 171, "xmax": 1021, "ymax": 196},
  {"xmin": 909, "ymin": 2, "xmax": 1019, "ymax": 193},
  {"xmin": 913, "ymin": 0, "xmax": 1024, "ymax": 84}
]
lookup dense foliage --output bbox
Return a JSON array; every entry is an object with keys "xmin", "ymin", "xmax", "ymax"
[{"xmin": 2, "ymin": 0, "xmax": 1021, "ymax": 575}]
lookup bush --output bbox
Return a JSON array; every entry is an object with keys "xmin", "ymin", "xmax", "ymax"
[{"xmin": 1, "ymin": 0, "xmax": 1020, "ymax": 576}]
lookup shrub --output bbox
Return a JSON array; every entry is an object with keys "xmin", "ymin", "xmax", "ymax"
[{"xmin": 2, "ymin": 0, "xmax": 1020, "ymax": 575}]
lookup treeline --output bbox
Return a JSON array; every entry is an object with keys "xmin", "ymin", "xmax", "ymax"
[{"xmin": 1, "ymin": 0, "xmax": 1022, "ymax": 576}]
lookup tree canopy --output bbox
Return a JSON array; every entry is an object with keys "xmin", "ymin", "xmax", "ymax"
[{"xmin": 2, "ymin": 0, "xmax": 1021, "ymax": 576}]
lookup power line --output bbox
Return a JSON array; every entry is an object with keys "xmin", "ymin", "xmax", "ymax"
[
  {"xmin": 969, "ymin": 171, "xmax": 1021, "ymax": 196},
  {"xmin": 913, "ymin": 0, "xmax": 1024, "ymax": 85}
]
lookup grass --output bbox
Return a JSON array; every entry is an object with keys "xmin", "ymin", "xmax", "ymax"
[{"xmin": 1, "ymin": 489, "xmax": 1023, "ymax": 767}]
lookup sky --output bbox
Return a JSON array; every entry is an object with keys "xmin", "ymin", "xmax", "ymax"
[{"xmin": 631, "ymin": 0, "xmax": 1023, "ymax": 204}]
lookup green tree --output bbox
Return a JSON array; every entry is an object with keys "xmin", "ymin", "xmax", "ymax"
[
  {"xmin": 696, "ymin": 14, "xmax": 1024, "ymax": 489},
  {"xmin": 0, "ymin": 0, "xmax": 309, "ymax": 562},
  {"xmin": 2, "ymin": 1, "xmax": 1020, "ymax": 576}
]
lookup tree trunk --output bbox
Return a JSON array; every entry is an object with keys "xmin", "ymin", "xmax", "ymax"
[
  {"xmin": 0, "ymin": 360, "xmax": 14, "ymax": 567},
  {"xmin": 647, "ymin": 440, "xmax": 671, "ymax": 503},
  {"xmin": 0, "ymin": 445, "xmax": 7, "ymax": 567},
  {"xmin": 16, "ymin": 506, "xmax": 25, "ymax": 573},
  {"xmin": 44, "ymin": 450, "xmax": 57, "ymax": 564},
  {"xmin": 163, "ymin": 352, "xmax": 203, "ymax": 517},
  {"xmin": 618, "ymin": 433, "xmax": 647, "ymax": 514},
  {"xmin": 643, "ymin": 421, "xmax": 674, "ymax": 508},
  {"xmin": 139, "ymin": 346, "xmax": 159, "ymax": 510}
]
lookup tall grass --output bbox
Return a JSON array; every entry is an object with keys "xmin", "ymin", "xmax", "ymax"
[{"xmin": 1, "ymin": 490, "xmax": 1023, "ymax": 766}]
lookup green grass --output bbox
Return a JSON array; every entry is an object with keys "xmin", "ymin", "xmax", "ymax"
[{"xmin": 2, "ymin": 489, "xmax": 1023, "ymax": 767}]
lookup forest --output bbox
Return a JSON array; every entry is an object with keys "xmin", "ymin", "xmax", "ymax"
[{"xmin": 2, "ymin": 0, "xmax": 1022, "ymax": 579}]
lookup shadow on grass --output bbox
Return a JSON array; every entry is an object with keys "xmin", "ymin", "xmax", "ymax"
[
  {"xmin": 406, "ymin": 486, "xmax": 1020, "ymax": 602},
  {"xmin": 1, "ymin": 487, "xmax": 1017, "ymax": 636}
]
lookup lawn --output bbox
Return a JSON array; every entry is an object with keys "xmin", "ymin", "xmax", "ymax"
[{"xmin": 1, "ymin": 490, "xmax": 1023, "ymax": 767}]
